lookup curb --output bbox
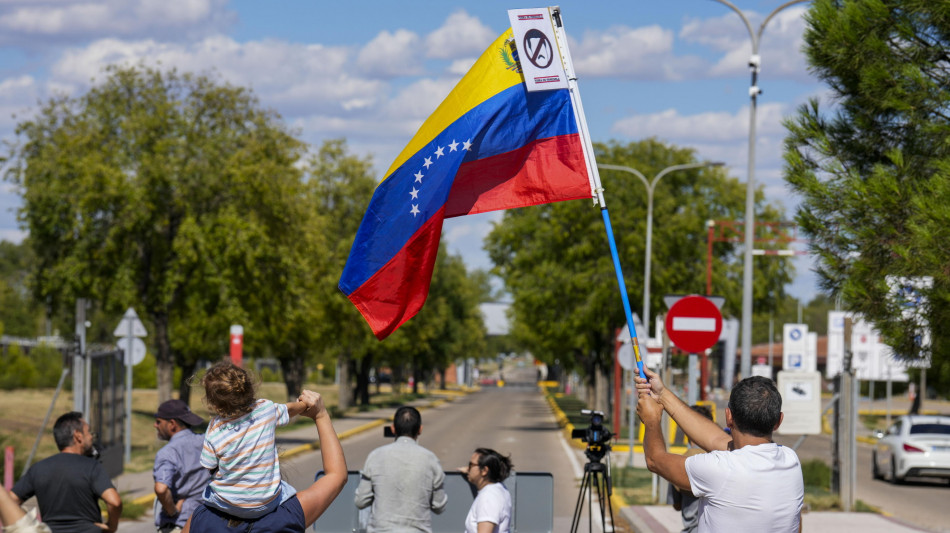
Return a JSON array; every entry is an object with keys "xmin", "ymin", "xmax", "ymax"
[{"xmin": 129, "ymin": 391, "xmax": 470, "ymax": 508}]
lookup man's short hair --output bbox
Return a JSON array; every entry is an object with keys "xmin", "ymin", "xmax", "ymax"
[
  {"xmin": 728, "ymin": 376, "xmax": 782, "ymax": 438},
  {"xmin": 393, "ymin": 406, "xmax": 421, "ymax": 438},
  {"xmin": 53, "ymin": 411, "xmax": 85, "ymax": 451},
  {"xmin": 690, "ymin": 404, "xmax": 714, "ymax": 422}
]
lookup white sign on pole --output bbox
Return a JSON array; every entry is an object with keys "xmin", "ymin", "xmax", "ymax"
[
  {"xmin": 776, "ymin": 371, "xmax": 822, "ymax": 435},
  {"xmin": 852, "ymin": 317, "xmax": 875, "ymax": 379},
  {"xmin": 806, "ymin": 332, "xmax": 818, "ymax": 374},
  {"xmin": 117, "ymin": 337, "xmax": 147, "ymax": 366},
  {"xmin": 508, "ymin": 8, "xmax": 569, "ymax": 92},
  {"xmin": 782, "ymin": 324, "xmax": 809, "ymax": 371},
  {"xmin": 826, "ymin": 311, "xmax": 848, "ymax": 378},
  {"xmin": 113, "ymin": 307, "xmax": 147, "ymax": 337},
  {"xmin": 617, "ymin": 314, "xmax": 658, "ymax": 369},
  {"xmin": 886, "ymin": 275, "xmax": 933, "ymax": 368}
]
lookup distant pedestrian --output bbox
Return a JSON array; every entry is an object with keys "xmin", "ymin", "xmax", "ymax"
[
  {"xmin": 11, "ymin": 411, "xmax": 122, "ymax": 533},
  {"xmin": 460, "ymin": 448, "xmax": 512, "ymax": 533},
  {"xmin": 183, "ymin": 390, "xmax": 347, "ymax": 532},
  {"xmin": 0, "ymin": 485, "xmax": 50, "ymax": 533},
  {"xmin": 355, "ymin": 406, "xmax": 447, "ymax": 532},
  {"xmin": 667, "ymin": 405, "xmax": 715, "ymax": 533},
  {"xmin": 196, "ymin": 362, "xmax": 311, "ymax": 521},
  {"xmin": 153, "ymin": 399, "xmax": 211, "ymax": 533},
  {"xmin": 636, "ymin": 369, "xmax": 803, "ymax": 532}
]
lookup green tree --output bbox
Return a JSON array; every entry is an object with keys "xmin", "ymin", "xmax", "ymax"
[
  {"xmin": 304, "ymin": 139, "xmax": 379, "ymax": 410},
  {"xmin": 784, "ymin": 0, "xmax": 950, "ymax": 391},
  {"xmin": 4, "ymin": 65, "xmax": 310, "ymax": 402},
  {"xmin": 486, "ymin": 139, "xmax": 791, "ymax": 410}
]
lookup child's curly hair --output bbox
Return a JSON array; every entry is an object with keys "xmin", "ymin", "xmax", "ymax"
[{"xmin": 200, "ymin": 361, "xmax": 258, "ymax": 419}]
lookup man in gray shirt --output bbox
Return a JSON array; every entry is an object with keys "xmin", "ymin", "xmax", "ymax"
[{"xmin": 355, "ymin": 406, "xmax": 447, "ymax": 532}]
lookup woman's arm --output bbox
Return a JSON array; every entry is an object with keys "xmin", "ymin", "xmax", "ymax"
[{"xmin": 295, "ymin": 391, "xmax": 348, "ymax": 527}]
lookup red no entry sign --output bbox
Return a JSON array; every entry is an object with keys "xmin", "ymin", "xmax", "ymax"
[{"xmin": 665, "ymin": 295, "xmax": 723, "ymax": 353}]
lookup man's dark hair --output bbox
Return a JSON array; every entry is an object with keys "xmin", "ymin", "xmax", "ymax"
[
  {"xmin": 393, "ymin": 406, "xmax": 421, "ymax": 438},
  {"xmin": 728, "ymin": 376, "xmax": 782, "ymax": 438},
  {"xmin": 690, "ymin": 404, "xmax": 714, "ymax": 422},
  {"xmin": 53, "ymin": 411, "xmax": 85, "ymax": 451},
  {"xmin": 474, "ymin": 448, "xmax": 513, "ymax": 483}
]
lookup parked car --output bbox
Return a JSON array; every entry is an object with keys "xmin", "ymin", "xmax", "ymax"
[{"xmin": 872, "ymin": 414, "xmax": 950, "ymax": 484}]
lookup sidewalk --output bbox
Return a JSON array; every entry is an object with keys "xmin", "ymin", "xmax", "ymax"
[
  {"xmin": 620, "ymin": 505, "xmax": 935, "ymax": 533},
  {"xmin": 113, "ymin": 389, "xmax": 469, "ymax": 528}
]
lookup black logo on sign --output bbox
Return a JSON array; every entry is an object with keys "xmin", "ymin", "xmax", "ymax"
[{"xmin": 522, "ymin": 29, "xmax": 554, "ymax": 69}]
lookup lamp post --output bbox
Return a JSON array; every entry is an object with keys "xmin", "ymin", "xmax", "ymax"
[
  {"xmin": 711, "ymin": 0, "xmax": 810, "ymax": 380},
  {"xmin": 598, "ymin": 161, "xmax": 725, "ymax": 342}
]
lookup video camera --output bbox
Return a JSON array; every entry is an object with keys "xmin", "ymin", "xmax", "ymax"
[{"xmin": 571, "ymin": 409, "xmax": 612, "ymax": 462}]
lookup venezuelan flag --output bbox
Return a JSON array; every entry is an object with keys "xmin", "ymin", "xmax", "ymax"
[{"xmin": 340, "ymin": 29, "xmax": 594, "ymax": 339}]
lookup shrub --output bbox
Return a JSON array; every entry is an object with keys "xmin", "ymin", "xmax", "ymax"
[{"xmin": 802, "ymin": 458, "xmax": 831, "ymax": 489}]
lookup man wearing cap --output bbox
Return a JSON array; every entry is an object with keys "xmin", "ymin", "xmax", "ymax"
[{"xmin": 153, "ymin": 400, "xmax": 210, "ymax": 533}]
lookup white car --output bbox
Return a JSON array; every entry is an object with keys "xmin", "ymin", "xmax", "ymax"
[{"xmin": 872, "ymin": 414, "xmax": 950, "ymax": 484}]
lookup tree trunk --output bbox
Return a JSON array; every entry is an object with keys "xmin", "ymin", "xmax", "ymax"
[
  {"xmin": 438, "ymin": 367, "xmax": 446, "ymax": 390},
  {"xmin": 357, "ymin": 354, "xmax": 372, "ymax": 406},
  {"xmin": 154, "ymin": 316, "xmax": 174, "ymax": 404},
  {"xmin": 280, "ymin": 357, "xmax": 305, "ymax": 401},
  {"xmin": 337, "ymin": 354, "xmax": 352, "ymax": 411},
  {"xmin": 177, "ymin": 358, "xmax": 198, "ymax": 405}
]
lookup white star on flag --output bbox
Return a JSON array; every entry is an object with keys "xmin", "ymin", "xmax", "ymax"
[
  {"xmin": 414, "ymin": 171, "xmax": 423, "ymax": 183},
  {"xmin": 435, "ymin": 146, "xmax": 445, "ymax": 158},
  {"xmin": 423, "ymin": 157, "xmax": 433, "ymax": 169},
  {"xmin": 449, "ymin": 140, "xmax": 459, "ymax": 152},
  {"xmin": 409, "ymin": 187, "xmax": 419, "ymax": 200},
  {"xmin": 462, "ymin": 139, "xmax": 472, "ymax": 151},
  {"xmin": 410, "ymin": 204, "xmax": 420, "ymax": 217}
]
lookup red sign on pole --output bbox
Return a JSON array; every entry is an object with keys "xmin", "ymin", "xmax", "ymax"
[
  {"xmin": 230, "ymin": 324, "xmax": 244, "ymax": 367},
  {"xmin": 665, "ymin": 295, "xmax": 723, "ymax": 353}
]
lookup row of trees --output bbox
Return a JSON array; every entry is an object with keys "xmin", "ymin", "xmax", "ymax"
[{"xmin": 1, "ymin": 66, "xmax": 488, "ymax": 407}]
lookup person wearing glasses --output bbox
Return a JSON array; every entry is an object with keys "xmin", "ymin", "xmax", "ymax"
[
  {"xmin": 355, "ymin": 406, "xmax": 447, "ymax": 532},
  {"xmin": 11, "ymin": 412, "xmax": 123, "ymax": 533},
  {"xmin": 460, "ymin": 448, "xmax": 512, "ymax": 533}
]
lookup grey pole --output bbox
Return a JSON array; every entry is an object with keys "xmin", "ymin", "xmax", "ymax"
[{"xmin": 710, "ymin": 0, "xmax": 811, "ymax": 380}]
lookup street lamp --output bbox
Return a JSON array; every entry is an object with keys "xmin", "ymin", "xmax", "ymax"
[
  {"xmin": 598, "ymin": 161, "xmax": 725, "ymax": 342},
  {"xmin": 711, "ymin": 0, "xmax": 811, "ymax": 380}
]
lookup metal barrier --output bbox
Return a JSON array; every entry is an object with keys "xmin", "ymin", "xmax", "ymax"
[
  {"xmin": 313, "ymin": 470, "xmax": 554, "ymax": 533},
  {"xmin": 88, "ymin": 349, "xmax": 125, "ymax": 478}
]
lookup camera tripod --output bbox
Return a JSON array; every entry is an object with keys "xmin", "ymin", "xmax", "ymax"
[{"xmin": 570, "ymin": 448, "xmax": 615, "ymax": 533}]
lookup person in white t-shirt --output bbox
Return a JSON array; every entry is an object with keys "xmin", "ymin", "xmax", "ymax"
[
  {"xmin": 636, "ymin": 370, "xmax": 804, "ymax": 533},
  {"xmin": 460, "ymin": 448, "xmax": 513, "ymax": 533}
]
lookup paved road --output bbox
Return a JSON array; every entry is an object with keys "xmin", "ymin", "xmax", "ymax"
[{"xmin": 775, "ymin": 428, "xmax": 950, "ymax": 532}]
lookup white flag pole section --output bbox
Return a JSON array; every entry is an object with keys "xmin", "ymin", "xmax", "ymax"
[{"xmin": 547, "ymin": 6, "xmax": 646, "ymax": 380}]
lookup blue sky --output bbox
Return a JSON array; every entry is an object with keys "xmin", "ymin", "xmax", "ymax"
[{"xmin": 0, "ymin": 0, "xmax": 826, "ymax": 314}]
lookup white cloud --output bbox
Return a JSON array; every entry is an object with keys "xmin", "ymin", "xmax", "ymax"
[
  {"xmin": 0, "ymin": 0, "xmax": 234, "ymax": 45},
  {"xmin": 357, "ymin": 29, "xmax": 424, "ymax": 78},
  {"xmin": 611, "ymin": 103, "xmax": 790, "ymax": 143},
  {"xmin": 680, "ymin": 7, "xmax": 811, "ymax": 81},
  {"xmin": 572, "ymin": 25, "xmax": 707, "ymax": 80},
  {"xmin": 424, "ymin": 10, "xmax": 495, "ymax": 60},
  {"xmin": 49, "ymin": 36, "xmax": 384, "ymax": 115},
  {"xmin": 383, "ymin": 77, "xmax": 457, "ymax": 120}
]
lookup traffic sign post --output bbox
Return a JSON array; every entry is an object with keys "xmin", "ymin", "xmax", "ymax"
[
  {"xmin": 114, "ymin": 307, "xmax": 147, "ymax": 466},
  {"xmin": 665, "ymin": 295, "xmax": 723, "ymax": 402}
]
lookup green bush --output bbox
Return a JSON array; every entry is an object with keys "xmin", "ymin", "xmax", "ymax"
[
  {"xmin": 802, "ymin": 458, "xmax": 831, "ymax": 489},
  {"xmin": 0, "ymin": 345, "xmax": 39, "ymax": 389}
]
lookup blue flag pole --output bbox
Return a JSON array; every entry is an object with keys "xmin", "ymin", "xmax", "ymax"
[
  {"xmin": 600, "ymin": 208, "xmax": 647, "ymax": 380},
  {"xmin": 550, "ymin": 8, "xmax": 648, "ymax": 381}
]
